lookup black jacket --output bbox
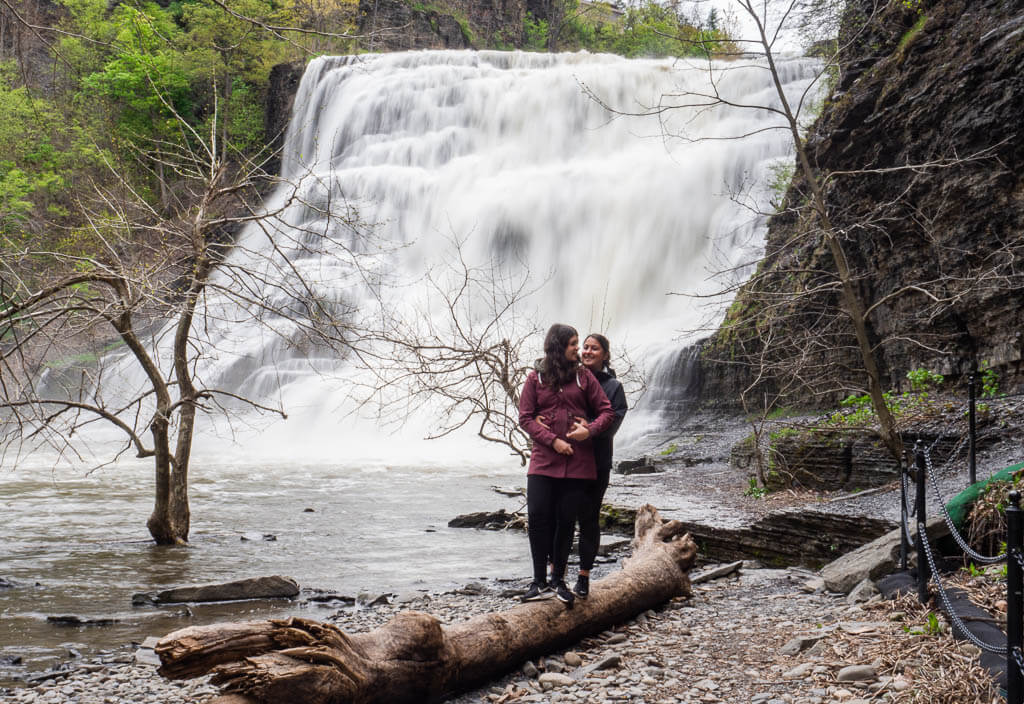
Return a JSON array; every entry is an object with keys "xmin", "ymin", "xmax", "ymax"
[{"xmin": 590, "ymin": 367, "xmax": 627, "ymax": 474}]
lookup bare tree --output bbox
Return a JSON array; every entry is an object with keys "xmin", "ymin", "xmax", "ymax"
[
  {"xmin": 349, "ymin": 234, "xmax": 543, "ymax": 465},
  {"xmin": 0, "ymin": 96, "xmax": 377, "ymax": 544}
]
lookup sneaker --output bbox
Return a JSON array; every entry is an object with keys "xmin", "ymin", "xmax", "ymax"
[
  {"xmin": 522, "ymin": 581, "xmax": 554, "ymax": 602},
  {"xmin": 554, "ymin": 580, "xmax": 575, "ymax": 606},
  {"xmin": 573, "ymin": 574, "xmax": 589, "ymax": 599}
]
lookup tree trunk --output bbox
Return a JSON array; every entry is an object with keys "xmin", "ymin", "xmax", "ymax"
[{"xmin": 155, "ymin": 505, "xmax": 697, "ymax": 704}]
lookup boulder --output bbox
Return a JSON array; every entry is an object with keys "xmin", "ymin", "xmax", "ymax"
[
  {"xmin": 152, "ymin": 576, "xmax": 299, "ymax": 604},
  {"xmin": 447, "ymin": 509, "xmax": 525, "ymax": 530},
  {"xmin": 820, "ymin": 516, "xmax": 947, "ymax": 593},
  {"xmin": 616, "ymin": 457, "xmax": 660, "ymax": 475}
]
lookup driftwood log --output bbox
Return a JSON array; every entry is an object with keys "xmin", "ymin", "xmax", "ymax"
[{"xmin": 155, "ymin": 504, "xmax": 697, "ymax": 703}]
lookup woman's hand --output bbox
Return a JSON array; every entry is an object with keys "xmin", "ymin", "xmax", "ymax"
[
  {"xmin": 536, "ymin": 415, "xmax": 549, "ymax": 429},
  {"xmin": 553, "ymin": 438, "xmax": 574, "ymax": 455},
  {"xmin": 566, "ymin": 421, "xmax": 590, "ymax": 442}
]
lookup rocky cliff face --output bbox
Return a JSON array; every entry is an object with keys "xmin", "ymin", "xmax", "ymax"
[
  {"xmin": 702, "ymin": 0, "xmax": 1024, "ymax": 407},
  {"xmin": 357, "ymin": 0, "xmax": 526, "ymax": 51}
]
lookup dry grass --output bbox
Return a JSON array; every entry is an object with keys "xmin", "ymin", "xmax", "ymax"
[
  {"xmin": 809, "ymin": 587, "xmax": 1003, "ymax": 704},
  {"xmin": 967, "ymin": 472, "xmax": 1024, "ymax": 556}
]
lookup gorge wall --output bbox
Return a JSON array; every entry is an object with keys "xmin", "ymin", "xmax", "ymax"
[
  {"xmin": 701, "ymin": 0, "xmax": 1024, "ymax": 408},
  {"xmin": 356, "ymin": 0, "xmax": 527, "ymax": 51}
]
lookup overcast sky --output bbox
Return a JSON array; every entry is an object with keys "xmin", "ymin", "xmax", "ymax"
[{"xmin": 679, "ymin": 0, "xmax": 808, "ymax": 54}]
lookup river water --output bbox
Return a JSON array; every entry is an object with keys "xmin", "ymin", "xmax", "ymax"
[{"xmin": 0, "ymin": 449, "xmax": 534, "ymax": 682}]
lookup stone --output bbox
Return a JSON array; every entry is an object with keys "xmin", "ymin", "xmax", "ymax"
[
  {"xmin": 836, "ymin": 664, "xmax": 877, "ymax": 682},
  {"xmin": 46, "ymin": 615, "xmax": 119, "ymax": 627},
  {"xmin": 538, "ymin": 672, "xmax": 574, "ymax": 690},
  {"xmin": 154, "ymin": 576, "xmax": 299, "ymax": 604},
  {"xmin": 133, "ymin": 649, "xmax": 161, "ymax": 667},
  {"xmin": 778, "ymin": 634, "xmax": 825, "ymax": 656},
  {"xmin": 522, "ymin": 661, "xmax": 539, "ymax": 678},
  {"xmin": 691, "ymin": 561, "xmax": 744, "ymax": 584},
  {"xmin": 845, "ymin": 578, "xmax": 879, "ymax": 604},
  {"xmin": 783, "ymin": 662, "xmax": 813, "ymax": 679},
  {"xmin": 820, "ymin": 513, "xmax": 948, "ymax": 594},
  {"xmin": 593, "ymin": 654, "xmax": 623, "ymax": 670},
  {"xmin": 447, "ymin": 509, "xmax": 526, "ymax": 531},
  {"xmin": 564, "ymin": 652, "xmax": 583, "ymax": 667},
  {"xmin": 605, "ymin": 633, "xmax": 627, "ymax": 645},
  {"xmin": 801, "ymin": 576, "xmax": 825, "ymax": 593}
]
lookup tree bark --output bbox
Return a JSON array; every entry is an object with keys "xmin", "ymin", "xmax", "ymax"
[{"xmin": 155, "ymin": 504, "xmax": 697, "ymax": 704}]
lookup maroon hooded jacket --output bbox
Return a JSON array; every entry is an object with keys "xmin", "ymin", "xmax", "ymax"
[{"xmin": 519, "ymin": 367, "xmax": 616, "ymax": 480}]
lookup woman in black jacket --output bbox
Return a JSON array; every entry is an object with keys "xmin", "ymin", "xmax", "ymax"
[{"xmin": 573, "ymin": 333, "xmax": 628, "ymax": 598}]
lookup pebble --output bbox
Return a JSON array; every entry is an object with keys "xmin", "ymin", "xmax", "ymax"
[{"xmin": 835, "ymin": 665, "xmax": 877, "ymax": 682}]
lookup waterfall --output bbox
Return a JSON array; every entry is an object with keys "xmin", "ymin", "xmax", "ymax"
[{"xmin": 101, "ymin": 50, "xmax": 823, "ymax": 462}]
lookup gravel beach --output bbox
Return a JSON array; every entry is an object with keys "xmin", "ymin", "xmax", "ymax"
[{"xmin": 3, "ymin": 560, "xmax": 999, "ymax": 704}]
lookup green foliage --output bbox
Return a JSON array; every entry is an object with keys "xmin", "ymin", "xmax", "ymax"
[
  {"xmin": 903, "ymin": 611, "xmax": 943, "ymax": 636},
  {"xmin": 906, "ymin": 367, "xmax": 944, "ymax": 392},
  {"xmin": 523, "ymin": 12, "xmax": 550, "ymax": 51},
  {"xmin": 768, "ymin": 426, "xmax": 799, "ymax": 442},
  {"xmin": 660, "ymin": 442, "xmax": 678, "ymax": 456},
  {"xmin": 896, "ymin": 13, "xmax": 928, "ymax": 52},
  {"xmin": 768, "ymin": 160, "xmax": 795, "ymax": 212},
  {"xmin": 979, "ymin": 361, "xmax": 1000, "ymax": 398},
  {"xmin": 528, "ymin": 0, "xmax": 735, "ymax": 58},
  {"xmin": 744, "ymin": 476, "xmax": 768, "ymax": 499}
]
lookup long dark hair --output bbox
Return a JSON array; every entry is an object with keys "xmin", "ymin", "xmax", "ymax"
[
  {"xmin": 538, "ymin": 323, "xmax": 579, "ymax": 389},
  {"xmin": 585, "ymin": 332, "xmax": 615, "ymax": 375}
]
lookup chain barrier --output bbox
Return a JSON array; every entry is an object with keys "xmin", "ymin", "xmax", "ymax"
[
  {"xmin": 1014, "ymin": 549, "xmax": 1024, "ymax": 574},
  {"xmin": 922, "ymin": 447, "xmax": 1006, "ymax": 564},
  {"xmin": 918, "ymin": 523, "xmax": 1008, "ymax": 654},
  {"xmin": 901, "ymin": 468, "xmax": 916, "ymax": 518},
  {"xmin": 1014, "ymin": 647, "xmax": 1024, "ymax": 677}
]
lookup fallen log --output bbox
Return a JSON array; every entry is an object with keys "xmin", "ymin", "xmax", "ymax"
[{"xmin": 155, "ymin": 504, "xmax": 696, "ymax": 704}]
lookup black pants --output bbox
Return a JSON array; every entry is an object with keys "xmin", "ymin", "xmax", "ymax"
[
  {"xmin": 576, "ymin": 468, "xmax": 610, "ymax": 572},
  {"xmin": 527, "ymin": 475, "xmax": 587, "ymax": 585}
]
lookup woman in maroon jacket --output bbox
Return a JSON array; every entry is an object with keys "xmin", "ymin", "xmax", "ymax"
[{"xmin": 518, "ymin": 323, "xmax": 615, "ymax": 605}]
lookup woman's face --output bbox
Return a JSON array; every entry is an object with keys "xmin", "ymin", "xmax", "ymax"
[
  {"xmin": 564, "ymin": 335, "xmax": 580, "ymax": 362},
  {"xmin": 581, "ymin": 336, "xmax": 608, "ymax": 371}
]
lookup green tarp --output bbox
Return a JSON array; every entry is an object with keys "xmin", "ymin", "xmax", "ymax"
[{"xmin": 945, "ymin": 461, "xmax": 1024, "ymax": 528}]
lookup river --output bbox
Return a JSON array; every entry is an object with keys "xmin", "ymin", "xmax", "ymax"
[{"xmin": 0, "ymin": 450, "xmax": 532, "ymax": 682}]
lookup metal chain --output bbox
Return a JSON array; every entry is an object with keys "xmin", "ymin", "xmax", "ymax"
[
  {"xmin": 1014, "ymin": 549, "xmax": 1024, "ymax": 573},
  {"xmin": 901, "ymin": 468, "xmax": 916, "ymax": 517},
  {"xmin": 1014, "ymin": 646, "xmax": 1024, "ymax": 676},
  {"xmin": 923, "ymin": 448, "xmax": 1006, "ymax": 564},
  {"xmin": 919, "ymin": 524, "xmax": 1008, "ymax": 654}
]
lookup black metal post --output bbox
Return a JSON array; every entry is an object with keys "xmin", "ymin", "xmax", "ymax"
[
  {"xmin": 1007, "ymin": 490, "xmax": 1023, "ymax": 704},
  {"xmin": 968, "ymin": 372, "xmax": 978, "ymax": 486},
  {"xmin": 914, "ymin": 444, "xmax": 930, "ymax": 604},
  {"xmin": 900, "ymin": 453, "xmax": 909, "ymax": 571}
]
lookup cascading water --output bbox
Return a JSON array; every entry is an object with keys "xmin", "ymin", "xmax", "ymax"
[{"xmin": 102, "ymin": 49, "xmax": 822, "ymax": 462}]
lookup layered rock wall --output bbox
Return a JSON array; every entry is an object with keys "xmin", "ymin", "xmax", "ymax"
[
  {"xmin": 357, "ymin": 0, "xmax": 526, "ymax": 50},
  {"xmin": 702, "ymin": 0, "xmax": 1024, "ymax": 407}
]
